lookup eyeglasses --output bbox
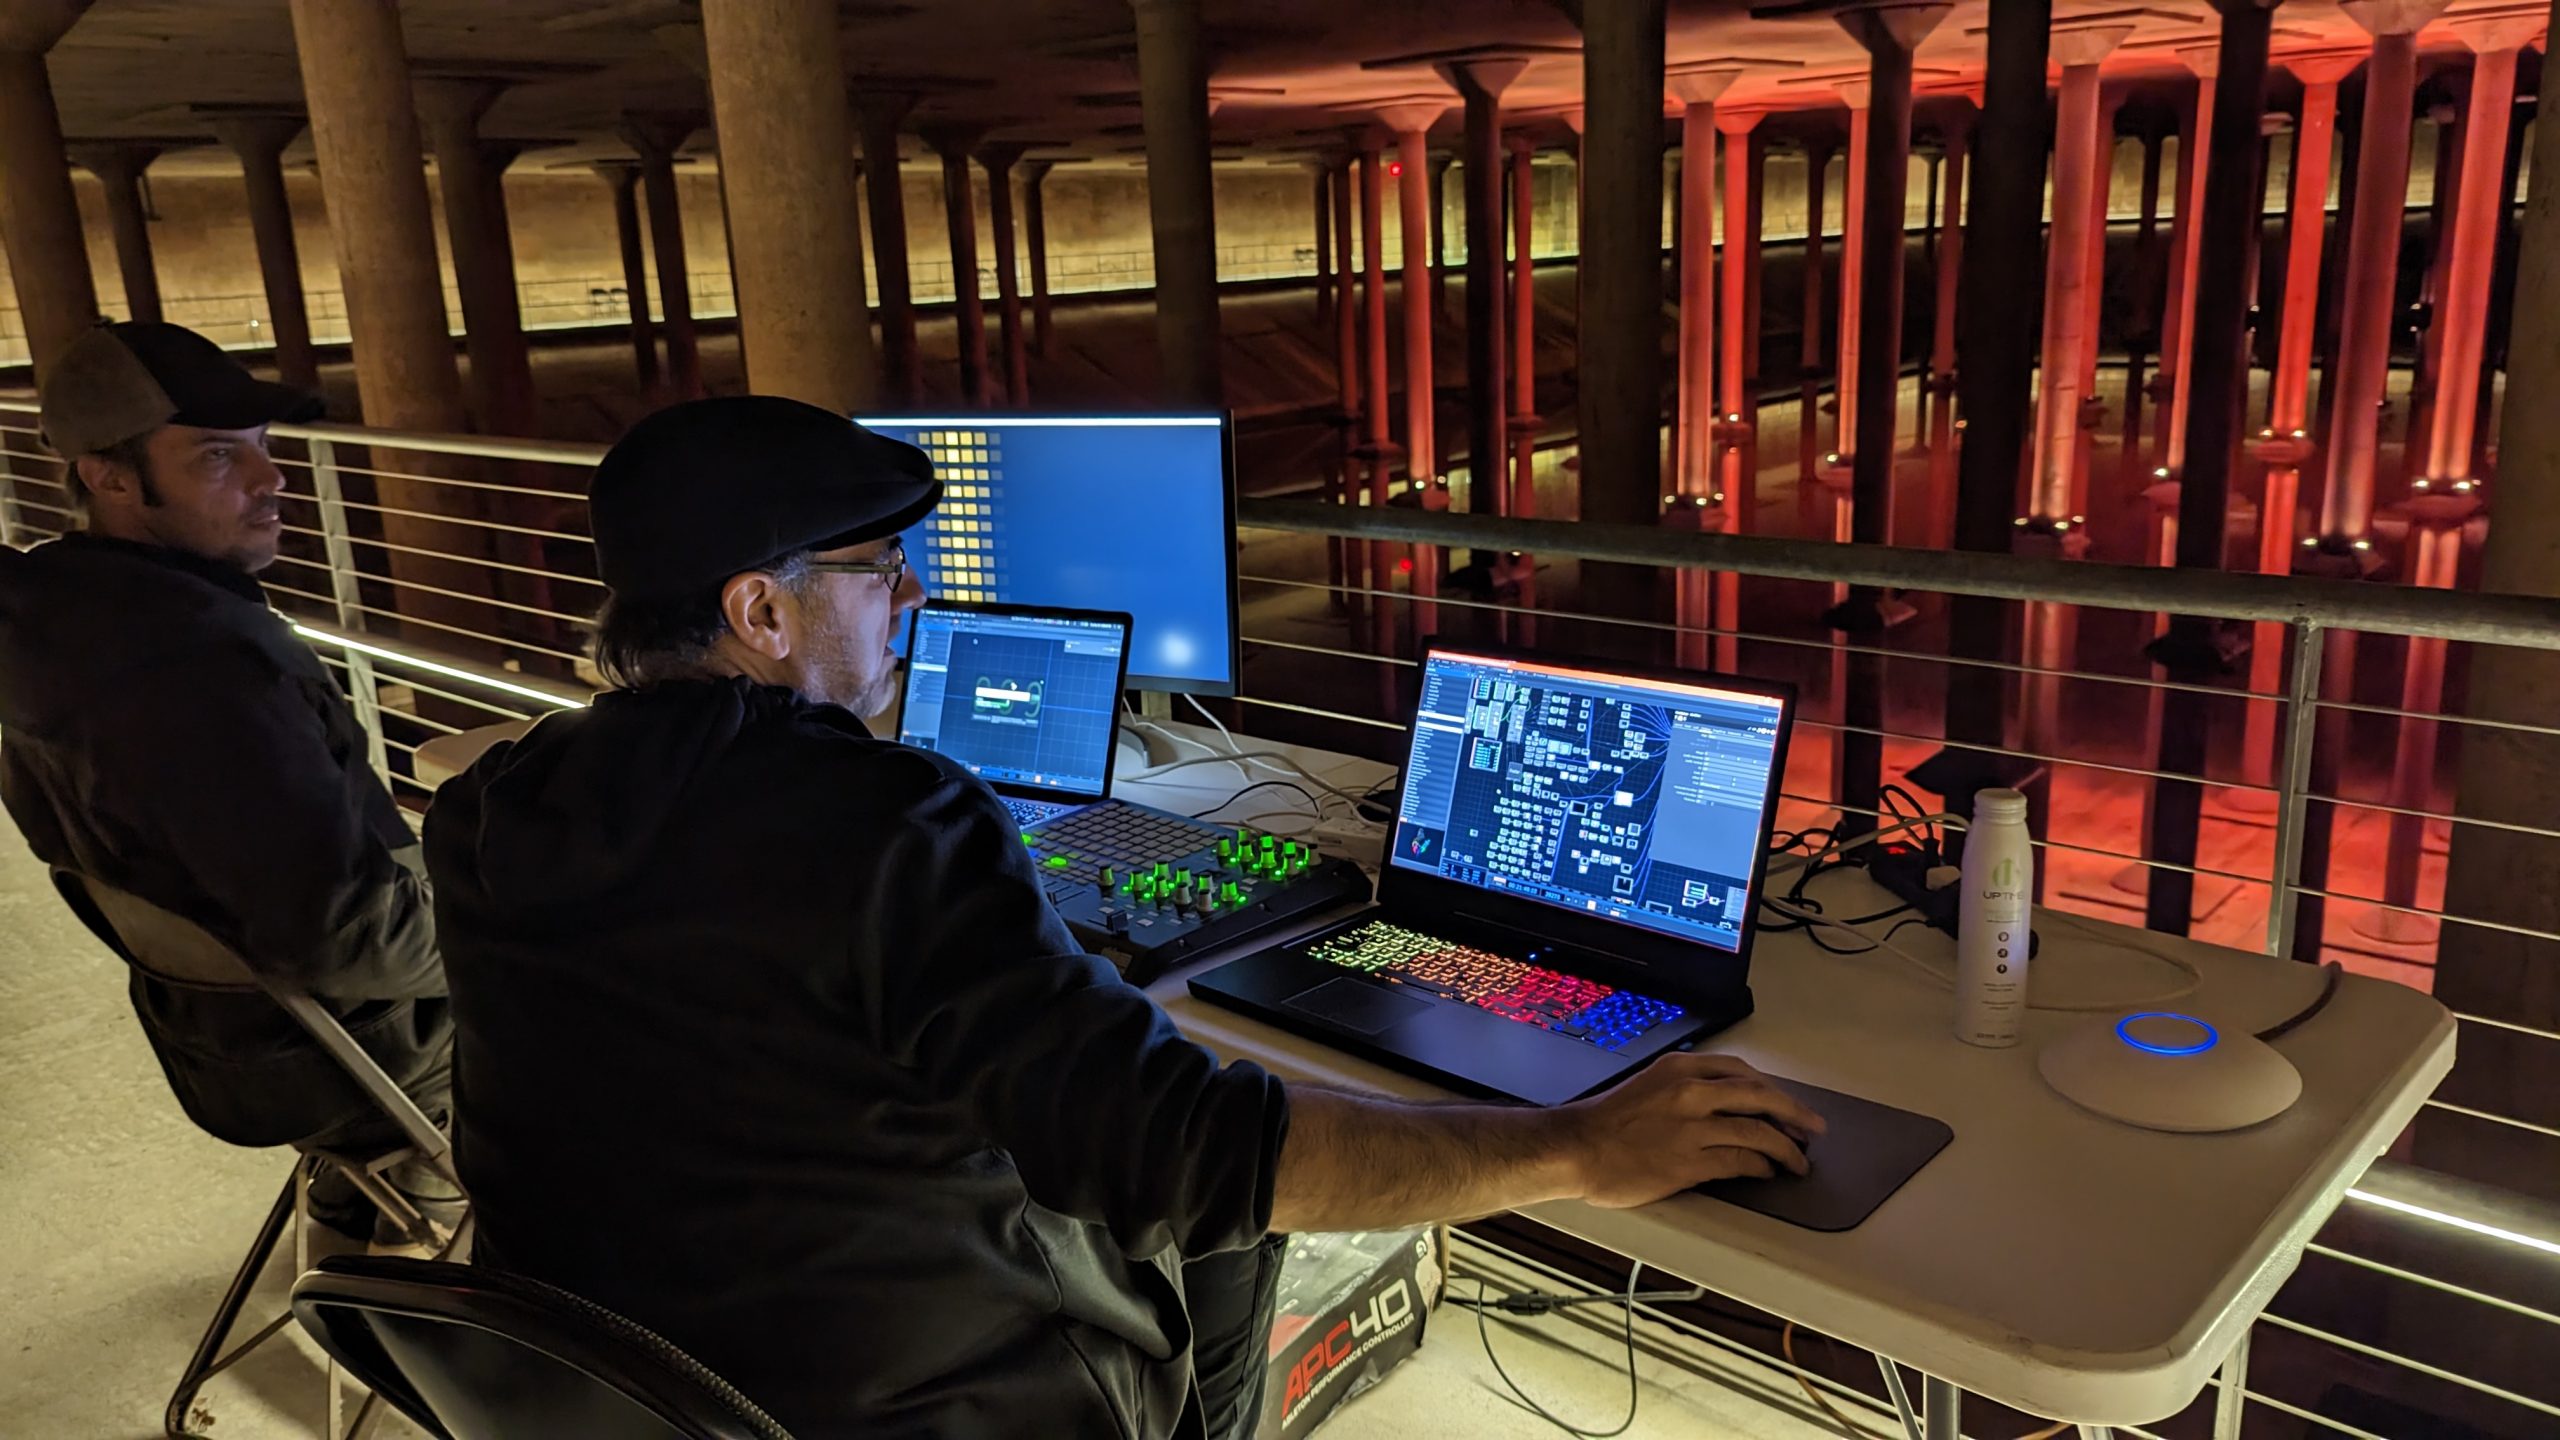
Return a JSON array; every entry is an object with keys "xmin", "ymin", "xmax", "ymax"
[{"xmin": 804, "ymin": 540, "xmax": 907, "ymax": 591}]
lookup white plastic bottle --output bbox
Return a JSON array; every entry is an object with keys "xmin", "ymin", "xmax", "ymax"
[{"xmin": 1954, "ymin": 788, "xmax": 2034, "ymax": 1047}]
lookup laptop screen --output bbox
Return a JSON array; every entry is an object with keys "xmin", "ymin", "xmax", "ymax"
[
  {"xmin": 897, "ymin": 605, "xmax": 1130, "ymax": 799},
  {"xmin": 1388, "ymin": 649, "xmax": 1791, "ymax": 955}
]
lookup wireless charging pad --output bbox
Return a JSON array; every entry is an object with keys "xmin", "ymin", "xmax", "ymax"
[{"xmin": 2038, "ymin": 1012, "xmax": 2302, "ymax": 1133}]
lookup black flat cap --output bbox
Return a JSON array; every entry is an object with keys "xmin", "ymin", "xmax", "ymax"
[{"xmin": 590, "ymin": 396, "xmax": 940, "ymax": 599}]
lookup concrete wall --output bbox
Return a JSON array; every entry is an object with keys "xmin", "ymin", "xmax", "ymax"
[{"xmin": 0, "ymin": 124, "xmax": 2472, "ymax": 369}]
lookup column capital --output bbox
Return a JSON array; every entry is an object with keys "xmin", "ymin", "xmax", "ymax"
[
  {"xmin": 2338, "ymin": 0, "xmax": 2452, "ymax": 38},
  {"xmin": 195, "ymin": 105, "xmax": 308, "ymax": 160},
  {"xmin": 1836, "ymin": 2, "xmax": 1952, "ymax": 57},
  {"xmin": 918, "ymin": 123, "xmax": 989, "ymax": 160},
  {"xmin": 1367, "ymin": 96, "xmax": 1452, "ymax": 136},
  {"xmin": 852, "ymin": 90, "xmax": 920, "ymax": 129},
  {"xmin": 2049, "ymin": 23, "xmax": 2137, "ymax": 71},
  {"xmin": 619, "ymin": 110, "xmax": 704, "ymax": 164},
  {"xmin": 65, "ymin": 140, "xmax": 170, "ymax": 184},
  {"xmin": 2282, "ymin": 49, "xmax": 2367, "ymax": 87},
  {"xmin": 414, "ymin": 76, "xmax": 511, "ymax": 136},
  {"xmin": 1666, "ymin": 61, "xmax": 1744, "ymax": 107},
  {"xmin": 651, "ymin": 21, "xmax": 710, "ymax": 81},
  {"xmin": 2442, "ymin": 2, "xmax": 2547, "ymax": 52},
  {"xmin": 590, "ymin": 158, "xmax": 642, "ymax": 190},
  {"xmin": 1835, "ymin": 77, "xmax": 1873, "ymax": 109},
  {"xmin": 2174, "ymin": 41, "xmax": 2220, "ymax": 79},
  {"xmin": 978, "ymin": 140, "xmax": 1030, "ymax": 173},
  {"xmin": 1433, "ymin": 55, "xmax": 1532, "ymax": 103},
  {"xmin": 0, "ymin": 0, "xmax": 89, "ymax": 55},
  {"xmin": 1714, "ymin": 105, "xmax": 1771, "ymax": 136}
]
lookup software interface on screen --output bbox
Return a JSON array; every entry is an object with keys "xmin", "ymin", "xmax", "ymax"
[
  {"xmin": 898, "ymin": 608, "xmax": 1128, "ymax": 796},
  {"xmin": 851, "ymin": 415, "xmax": 1235, "ymax": 693},
  {"xmin": 1390, "ymin": 652, "xmax": 1789, "ymax": 954}
]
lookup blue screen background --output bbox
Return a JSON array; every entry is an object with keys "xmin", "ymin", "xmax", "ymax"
[{"xmin": 855, "ymin": 417, "xmax": 1235, "ymax": 692}]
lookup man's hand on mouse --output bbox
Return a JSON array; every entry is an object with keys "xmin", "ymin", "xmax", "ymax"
[{"xmin": 1558, "ymin": 1053, "xmax": 1827, "ymax": 1209}]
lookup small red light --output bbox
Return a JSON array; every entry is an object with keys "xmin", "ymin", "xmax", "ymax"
[
  {"xmin": 1388, "ymin": 160, "xmax": 1404, "ymax": 177},
  {"xmin": 1398, "ymin": 558, "xmax": 1414, "ymax": 574}
]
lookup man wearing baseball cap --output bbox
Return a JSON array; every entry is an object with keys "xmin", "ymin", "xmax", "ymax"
[
  {"xmin": 0, "ymin": 322, "xmax": 454, "ymax": 1247},
  {"xmin": 425, "ymin": 395, "xmax": 1820, "ymax": 1437}
]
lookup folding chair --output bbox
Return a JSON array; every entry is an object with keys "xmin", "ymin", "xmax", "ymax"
[
  {"xmin": 291, "ymin": 1256, "xmax": 796, "ymax": 1440},
  {"xmin": 51, "ymin": 867, "xmax": 466, "ymax": 1439}
]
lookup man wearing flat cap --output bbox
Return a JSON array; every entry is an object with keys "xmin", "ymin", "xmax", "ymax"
[
  {"xmin": 426, "ymin": 396, "xmax": 1820, "ymax": 1438},
  {"xmin": 0, "ymin": 322, "xmax": 455, "ymax": 1247}
]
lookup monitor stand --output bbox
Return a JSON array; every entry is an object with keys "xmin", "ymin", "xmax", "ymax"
[{"xmin": 1115, "ymin": 691, "xmax": 1190, "ymax": 774}]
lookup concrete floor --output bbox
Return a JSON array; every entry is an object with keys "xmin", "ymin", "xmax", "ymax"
[{"xmin": 0, "ymin": 819, "xmax": 1834, "ymax": 1440}]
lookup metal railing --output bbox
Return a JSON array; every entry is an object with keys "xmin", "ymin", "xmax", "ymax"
[{"xmin": 3, "ymin": 401, "xmax": 2554, "ymax": 1438}]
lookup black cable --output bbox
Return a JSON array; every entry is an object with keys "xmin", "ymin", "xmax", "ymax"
[
  {"xmin": 1465, "ymin": 1265, "xmax": 1645, "ymax": 1439},
  {"xmin": 2255, "ymin": 961, "xmax": 2344, "ymax": 1041},
  {"xmin": 1802, "ymin": 914, "xmax": 1929, "ymax": 957},
  {"xmin": 1188, "ymin": 779, "xmax": 1319, "ymax": 821}
]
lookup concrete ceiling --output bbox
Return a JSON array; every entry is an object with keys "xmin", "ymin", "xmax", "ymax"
[{"xmin": 41, "ymin": 0, "xmax": 2464, "ymax": 178}]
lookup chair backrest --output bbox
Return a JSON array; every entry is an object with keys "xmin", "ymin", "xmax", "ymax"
[
  {"xmin": 50, "ymin": 867, "xmax": 450, "ymax": 1166},
  {"xmin": 291, "ymin": 1257, "xmax": 798, "ymax": 1440}
]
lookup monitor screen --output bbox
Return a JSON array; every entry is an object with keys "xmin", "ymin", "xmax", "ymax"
[
  {"xmin": 852, "ymin": 414, "xmax": 1237, "ymax": 694},
  {"xmin": 1389, "ymin": 649, "xmax": 1790, "ymax": 955},
  {"xmin": 897, "ymin": 605, "xmax": 1130, "ymax": 798}
]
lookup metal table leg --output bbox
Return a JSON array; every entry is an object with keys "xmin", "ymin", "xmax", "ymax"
[
  {"xmin": 2076, "ymin": 1429, "xmax": 2115, "ymax": 1439},
  {"xmin": 1924, "ymin": 1376, "xmax": 1960, "ymax": 1440},
  {"xmin": 1876, "ymin": 1357, "xmax": 1923, "ymax": 1440},
  {"xmin": 2214, "ymin": 1330, "xmax": 2252, "ymax": 1440}
]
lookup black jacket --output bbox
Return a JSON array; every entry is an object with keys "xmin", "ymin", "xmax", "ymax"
[
  {"xmin": 421, "ymin": 679, "xmax": 1290, "ymax": 1440},
  {"xmin": 0, "ymin": 534, "xmax": 446, "ymax": 1147}
]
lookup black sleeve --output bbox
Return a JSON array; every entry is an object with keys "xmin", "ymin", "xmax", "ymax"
[
  {"xmin": 118, "ymin": 648, "xmax": 442, "ymax": 1001},
  {"xmin": 843, "ymin": 773, "xmax": 1288, "ymax": 1260}
]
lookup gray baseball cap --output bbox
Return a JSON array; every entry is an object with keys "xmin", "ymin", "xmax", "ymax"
[{"xmin": 38, "ymin": 321, "xmax": 321, "ymax": 456}]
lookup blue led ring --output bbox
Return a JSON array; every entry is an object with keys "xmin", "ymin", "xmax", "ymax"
[{"xmin": 2117, "ymin": 1012, "xmax": 2219, "ymax": 1056}]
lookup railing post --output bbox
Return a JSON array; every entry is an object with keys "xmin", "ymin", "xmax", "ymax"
[
  {"xmin": 2268, "ymin": 620, "xmax": 2325, "ymax": 958},
  {"xmin": 2212, "ymin": 1329, "xmax": 2251, "ymax": 1440},
  {"xmin": 307, "ymin": 436, "xmax": 388, "ymax": 780}
]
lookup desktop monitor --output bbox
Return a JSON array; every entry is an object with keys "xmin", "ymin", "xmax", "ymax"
[{"xmin": 851, "ymin": 413, "xmax": 1239, "ymax": 695}]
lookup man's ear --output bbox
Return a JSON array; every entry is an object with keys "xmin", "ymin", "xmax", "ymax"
[
  {"xmin": 719, "ymin": 571, "xmax": 794, "ymax": 662},
  {"xmin": 74, "ymin": 453, "xmax": 133, "ymax": 504}
]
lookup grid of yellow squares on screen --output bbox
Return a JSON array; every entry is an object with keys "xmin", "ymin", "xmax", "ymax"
[{"xmin": 917, "ymin": 430, "xmax": 1003, "ymax": 603}]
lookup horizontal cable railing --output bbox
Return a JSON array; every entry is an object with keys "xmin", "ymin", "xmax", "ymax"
[{"xmin": 5, "ymin": 401, "xmax": 2556, "ymax": 1436}]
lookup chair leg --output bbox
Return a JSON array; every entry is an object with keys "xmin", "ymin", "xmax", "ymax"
[{"xmin": 164, "ymin": 1162, "xmax": 298, "ymax": 1438}]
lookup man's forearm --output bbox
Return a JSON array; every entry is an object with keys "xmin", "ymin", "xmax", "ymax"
[{"xmin": 1268, "ymin": 1085, "xmax": 1582, "ymax": 1234}]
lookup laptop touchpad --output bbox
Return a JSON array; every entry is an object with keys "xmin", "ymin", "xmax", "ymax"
[{"xmin": 1284, "ymin": 978, "xmax": 1433, "ymax": 1036}]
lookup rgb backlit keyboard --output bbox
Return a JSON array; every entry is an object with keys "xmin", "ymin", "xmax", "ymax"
[{"xmin": 1303, "ymin": 921, "xmax": 1685, "ymax": 1053}]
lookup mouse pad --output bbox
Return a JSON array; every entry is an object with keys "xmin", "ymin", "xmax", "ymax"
[{"xmin": 1693, "ymin": 1077, "xmax": 1953, "ymax": 1232}]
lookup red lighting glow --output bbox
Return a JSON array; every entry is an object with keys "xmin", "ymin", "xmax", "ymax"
[
  {"xmin": 1388, "ymin": 160, "xmax": 1404, "ymax": 177},
  {"xmin": 1398, "ymin": 558, "xmax": 1414, "ymax": 574}
]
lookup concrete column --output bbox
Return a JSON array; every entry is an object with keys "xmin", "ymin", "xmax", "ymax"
[
  {"xmin": 2069, "ymin": 89, "xmax": 2124, "ymax": 510},
  {"xmin": 67, "ymin": 142, "xmax": 164, "ymax": 324},
  {"xmin": 1441, "ymin": 57, "xmax": 1529, "ymax": 526},
  {"xmin": 1835, "ymin": 2, "xmax": 1949, "ymax": 833},
  {"xmin": 1798, "ymin": 138, "xmax": 1834, "ymax": 502},
  {"xmin": 594, "ymin": 161, "xmax": 660, "ymax": 392},
  {"xmin": 2026, "ymin": 20, "xmax": 2134, "ymax": 536},
  {"xmin": 1357, "ymin": 137, "xmax": 1392, "ymax": 454},
  {"xmin": 2406, "ymin": 99, "xmax": 2464, "ymax": 456},
  {"xmin": 621, "ymin": 113, "xmax": 704, "ymax": 400},
  {"xmin": 2266, "ymin": 57, "xmax": 2359, "ymax": 451},
  {"xmin": 981, "ymin": 143, "xmax": 1030, "ymax": 406},
  {"xmin": 1379, "ymin": 102, "xmax": 1451, "ymax": 485},
  {"xmin": 1311, "ymin": 161, "xmax": 1333, "ymax": 325},
  {"xmin": 856, "ymin": 93, "xmax": 921, "ymax": 403},
  {"xmin": 1575, "ymin": 0, "xmax": 1669, "ymax": 641},
  {"xmin": 2423, "ymin": 20, "xmax": 2538, "ymax": 489},
  {"xmin": 2144, "ymin": 0, "xmax": 2278, "ymax": 937},
  {"xmin": 1669, "ymin": 68, "xmax": 1736, "ymax": 509},
  {"xmin": 1332, "ymin": 154, "xmax": 1360, "ymax": 424},
  {"xmin": 286, "ymin": 0, "xmax": 490, "ymax": 636},
  {"xmin": 417, "ymin": 80, "xmax": 538, "ymax": 437},
  {"xmin": 1429, "ymin": 152, "xmax": 1454, "ymax": 317},
  {"xmin": 700, "ymin": 0, "xmax": 877, "ymax": 412},
  {"xmin": 923, "ymin": 127, "xmax": 992, "ymax": 407},
  {"xmin": 1131, "ymin": 0, "xmax": 1224, "ymax": 408},
  {"xmin": 1832, "ymin": 82, "xmax": 1871, "ymax": 467},
  {"xmin": 1023, "ymin": 158, "xmax": 1056, "ymax": 358},
  {"xmin": 2315, "ymin": 1, "xmax": 2451, "ymax": 554},
  {"xmin": 1924, "ymin": 109, "xmax": 1973, "ymax": 551},
  {"xmin": 1507, "ymin": 131, "xmax": 1542, "ymax": 644},
  {"xmin": 1716, "ymin": 105, "xmax": 1767, "ymax": 552},
  {"xmin": 0, "ymin": 1, "xmax": 100, "ymax": 379},
  {"xmin": 2119, "ymin": 117, "xmax": 2167, "ymax": 478},
  {"xmin": 1667, "ymin": 68, "xmax": 1736, "ymax": 672},
  {"xmin": 2159, "ymin": 46, "xmax": 2220, "ymax": 475},
  {"xmin": 2151, "ymin": 72, "xmax": 2200, "ymax": 463},
  {"xmin": 204, "ymin": 111, "xmax": 318, "ymax": 388}
]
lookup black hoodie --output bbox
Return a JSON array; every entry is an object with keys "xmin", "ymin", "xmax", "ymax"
[
  {"xmin": 0, "ymin": 533, "xmax": 445, "ymax": 1147},
  {"xmin": 422, "ymin": 677, "xmax": 1290, "ymax": 1439}
]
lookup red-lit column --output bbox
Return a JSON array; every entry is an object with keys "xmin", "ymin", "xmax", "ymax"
[
  {"xmin": 924, "ymin": 126, "xmax": 993, "ymax": 408},
  {"xmin": 1331, "ymin": 154, "xmax": 1360, "ymax": 425},
  {"xmin": 1439, "ymin": 54, "xmax": 1530, "ymax": 528},
  {"xmin": 2157, "ymin": 44, "xmax": 2219, "ymax": 476},
  {"xmin": 1924, "ymin": 104, "xmax": 1972, "ymax": 550},
  {"xmin": 2314, "ymin": 2, "xmax": 2449, "ymax": 557},
  {"xmin": 2150, "ymin": 72, "xmax": 2199, "ymax": 464},
  {"xmin": 1311, "ymin": 160, "xmax": 1333, "ymax": 326},
  {"xmin": 1668, "ymin": 66, "xmax": 1737, "ymax": 670},
  {"xmin": 2405, "ymin": 101, "xmax": 2463, "ymax": 462},
  {"xmin": 1023, "ymin": 158, "xmax": 1056, "ymax": 358},
  {"xmin": 2026, "ymin": 21, "xmax": 2133, "ymax": 541},
  {"xmin": 1797, "ymin": 137, "xmax": 1834, "ymax": 516},
  {"xmin": 1353, "ymin": 131, "xmax": 1396, "ymax": 649},
  {"xmin": 1380, "ymin": 99, "xmax": 1451, "ymax": 636},
  {"xmin": 2068, "ymin": 87, "xmax": 2122, "ymax": 517},
  {"xmin": 1831, "ymin": 80, "xmax": 1870, "ymax": 472},
  {"xmin": 2378, "ymin": 9, "xmax": 2541, "ymax": 928},
  {"xmin": 2235, "ymin": 54, "xmax": 2359, "ymax": 787},
  {"xmin": 1715, "ymin": 104, "xmax": 1766, "ymax": 672},
  {"xmin": 981, "ymin": 142, "xmax": 1030, "ymax": 406},
  {"xmin": 1507, "ymin": 131, "xmax": 1541, "ymax": 643}
]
